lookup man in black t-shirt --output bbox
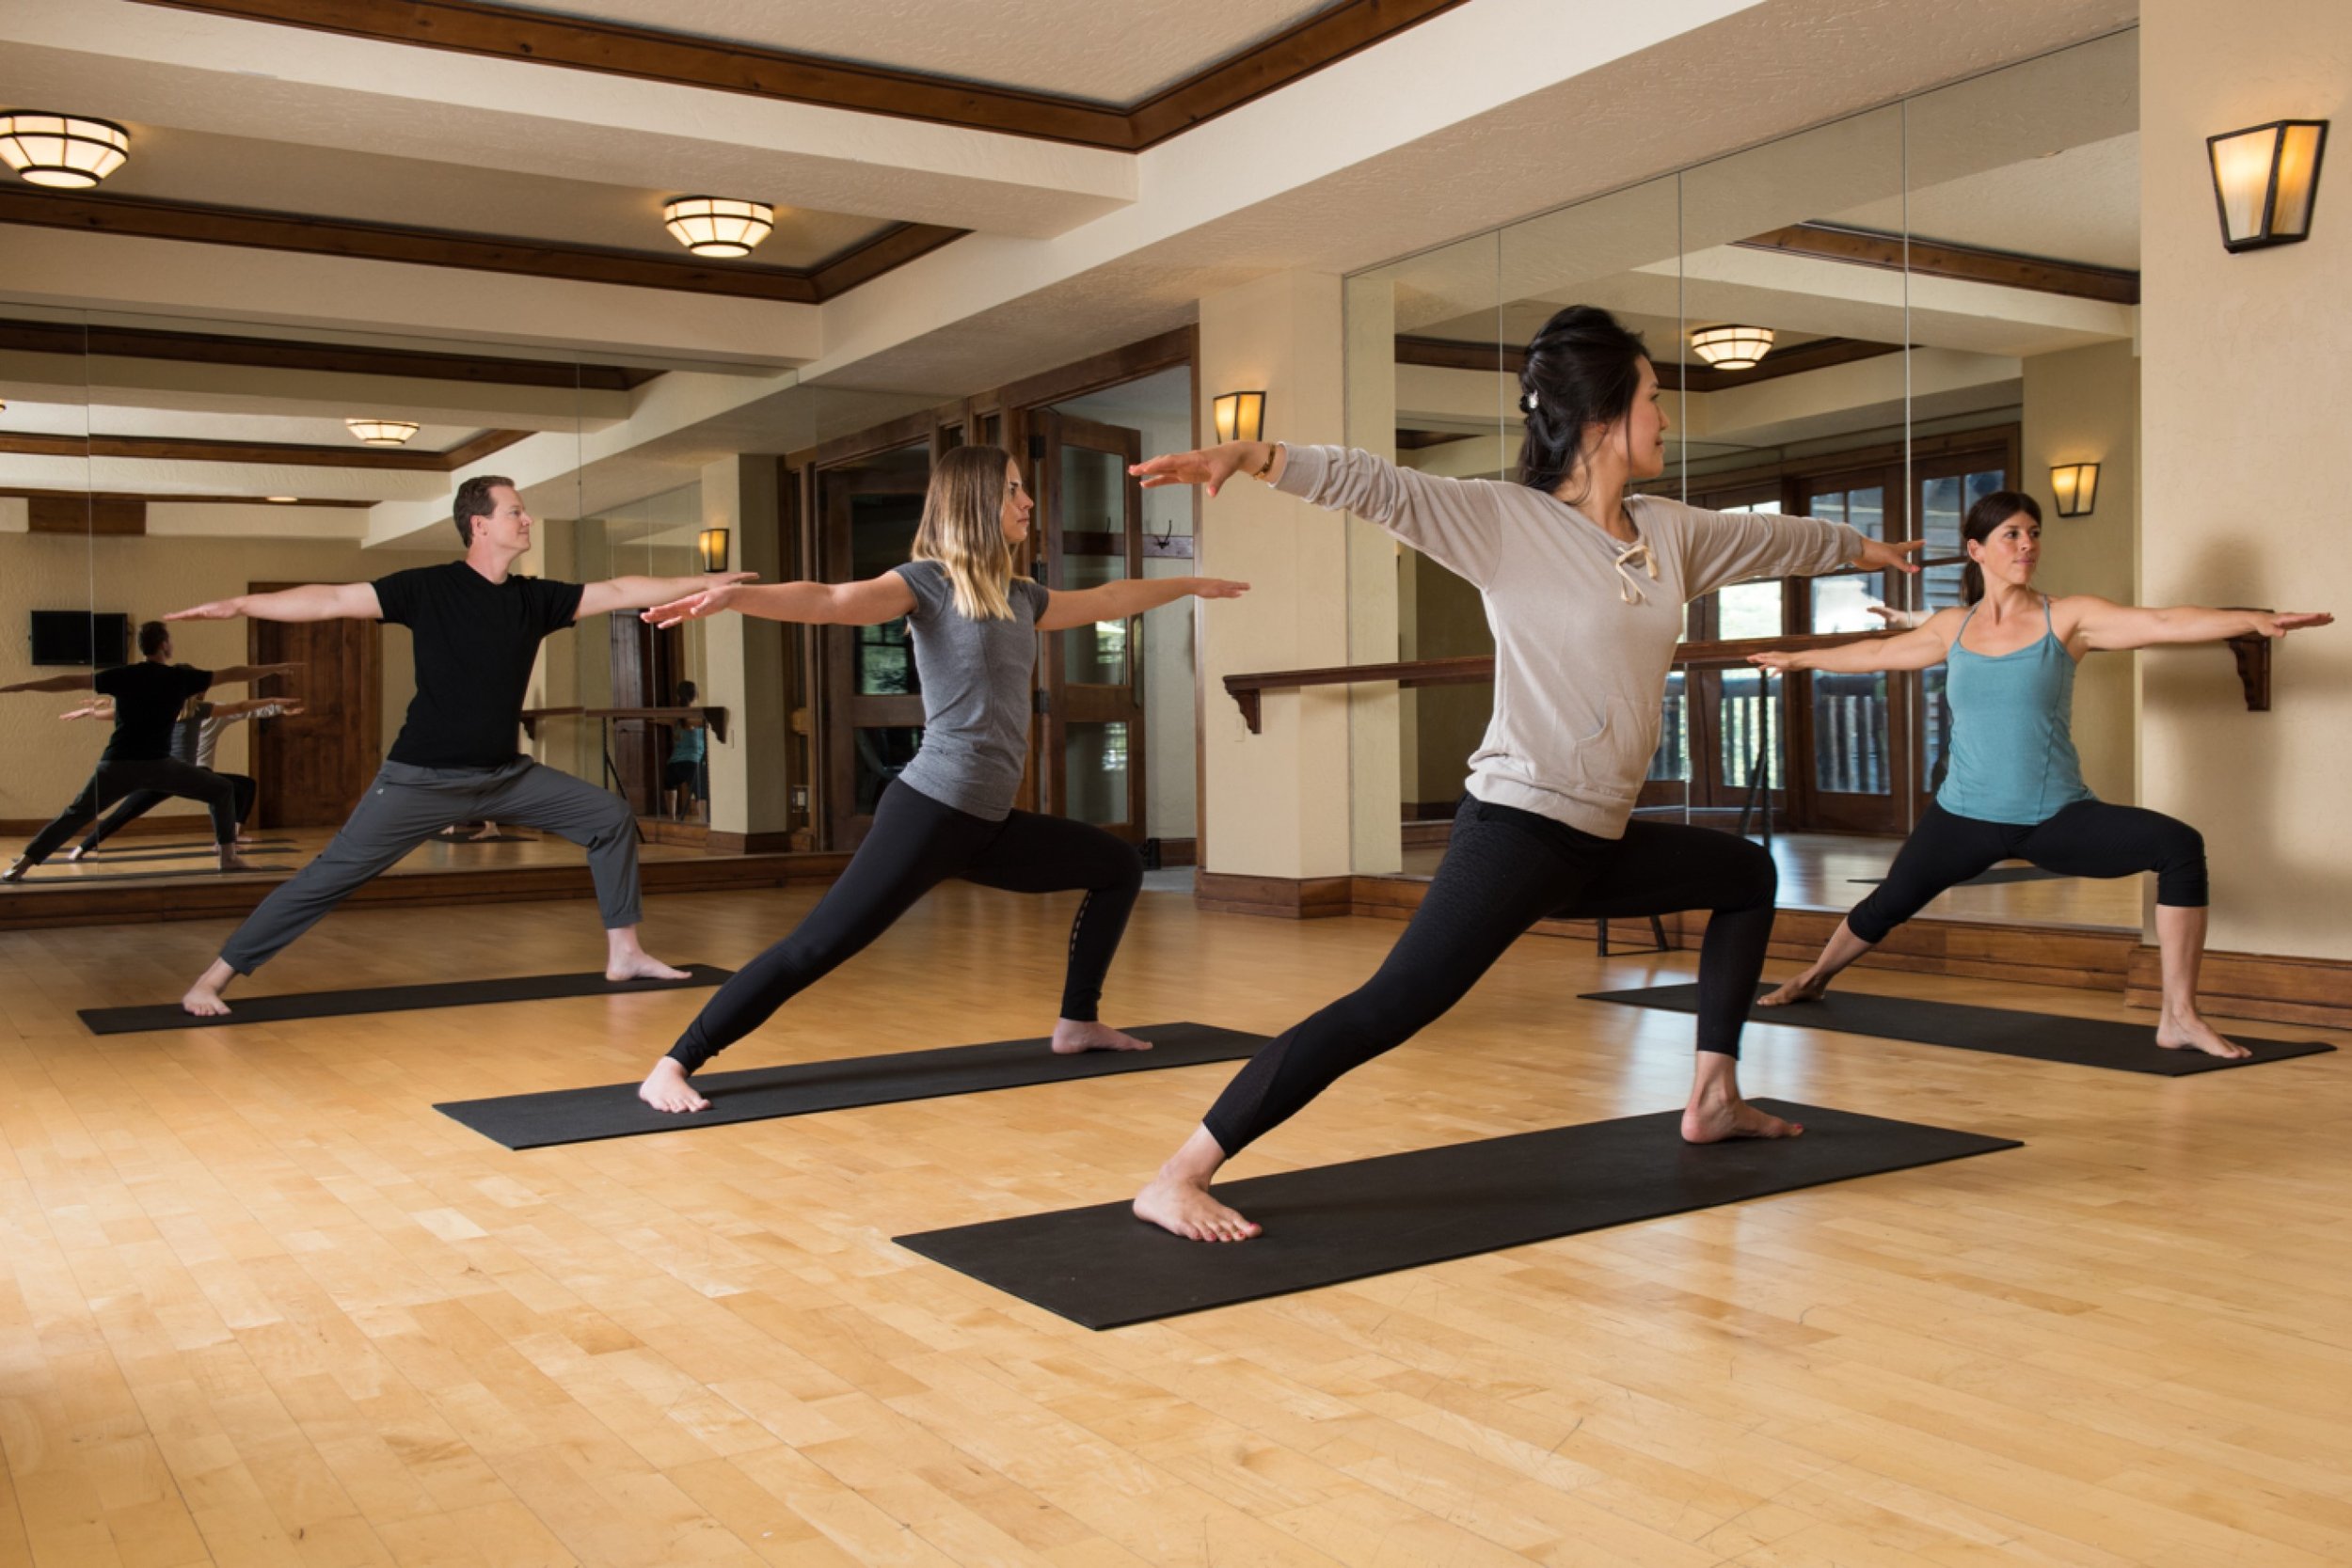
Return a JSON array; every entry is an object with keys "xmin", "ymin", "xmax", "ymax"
[
  {"xmin": 163, "ymin": 474, "xmax": 754, "ymax": 1017},
  {"xmin": 3, "ymin": 622, "xmax": 296, "ymax": 881}
]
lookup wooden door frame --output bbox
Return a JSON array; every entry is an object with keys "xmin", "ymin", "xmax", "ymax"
[
  {"xmin": 816, "ymin": 456, "xmax": 931, "ymax": 847},
  {"xmin": 1033, "ymin": 408, "xmax": 1149, "ymax": 840}
]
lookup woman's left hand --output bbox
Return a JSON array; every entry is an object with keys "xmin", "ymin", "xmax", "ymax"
[
  {"xmin": 2251, "ymin": 610, "xmax": 2333, "ymax": 638},
  {"xmin": 1191, "ymin": 578, "xmax": 1251, "ymax": 600},
  {"xmin": 1745, "ymin": 649, "xmax": 1808, "ymax": 673},
  {"xmin": 1853, "ymin": 538, "xmax": 1925, "ymax": 575}
]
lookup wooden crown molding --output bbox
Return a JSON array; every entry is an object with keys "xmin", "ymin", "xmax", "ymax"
[
  {"xmin": 128, "ymin": 0, "xmax": 1469, "ymax": 151},
  {"xmin": 0, "ymin": 188, "xmax": 966, "ymax": 303},
  {"xmin": 0, "ymin": 429, "xmax": 528, "ymax": 471},
  {"xmin": 1395, "ymin": 333, "xmax": 1903, "ymax": 392},
  {"xmin": 0, "ymin": 317, "xmax": 660, "ymax": 391},
  {"xmin": 4, "ymin": 485, "xmax": 371, "ymax": 507},
  {"xmin": 1733, "ymin": 222, "xmax": 2141, "ymax": 305}
]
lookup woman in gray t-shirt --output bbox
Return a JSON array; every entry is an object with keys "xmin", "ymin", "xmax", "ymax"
[{"xmin": 630, "ymin": 444, "xmax": 1248, "ymax": 1115}]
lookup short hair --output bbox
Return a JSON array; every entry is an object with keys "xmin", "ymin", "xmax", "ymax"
[
  {"xmin": 137, "ymin": 620, "xmax": 169, "ymax": 657},
  {"xmin": 676, "ymin": 680, "xmax": 698, "ymax": 705},
  {"xmin": 453, "ymin": 474, "xmax": 516, "ymax": 547}
]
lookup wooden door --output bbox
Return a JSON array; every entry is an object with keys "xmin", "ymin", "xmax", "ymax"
[
  {"xmin": 1033, "ymin": 411, "xmax": 1147, "ymax": 841},
  {"xmin": 607, "ymin": 616, "xmax": 678, "ymax": 815},
  {"xmin": 247, "ymin": 583, "xmax": 380, "ymax": 827},
  {"xmin": 816, "ymin": 442, "xmax": 931, "ymax": 847}
]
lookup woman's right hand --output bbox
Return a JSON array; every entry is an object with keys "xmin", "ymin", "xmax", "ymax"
[
  {"xmin": 1130, "ymin": 443, "xmax": 1268, "ymax": 498},
  {"xmin": 1746, "ymin": 649, "xmax": 1810, "ymax": 673},
  {"xmin": 643, "ymin": 581, "xmax": 742, "ymax": 628}
]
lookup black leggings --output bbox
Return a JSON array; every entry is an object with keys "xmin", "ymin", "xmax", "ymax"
[
  {"xmin": 1849, "ymin": 800, "xmax": 2207, "ymax": 944},
  {"xmin": 668, "ymin": 779, "xmax": 1145, "ymax": 1071},
  {"xmin": 79, "ymin": 772, "xmax": 257, "ymax": 852},
  {"xmin": 1200, "ymin": 795, "xmax": 1780, "ymax": 1157},
  {"xmin": 20, "ymin": 758, "xmax": 241, "ymax": 863}
]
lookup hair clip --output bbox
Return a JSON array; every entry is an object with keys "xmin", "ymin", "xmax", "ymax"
[{"xmin": 1518, "ymin": 389, "xmax": 1540, "ymax": 414}]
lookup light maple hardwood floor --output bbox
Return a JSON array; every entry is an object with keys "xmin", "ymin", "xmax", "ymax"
[{"xmin": 1, "ymin": 880, "xmax": 2344, "ymax": 1567}]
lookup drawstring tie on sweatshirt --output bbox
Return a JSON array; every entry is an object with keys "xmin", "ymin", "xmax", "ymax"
[{"xmin": 1612, "ymin": 539, "xmax": 1659, "ymax": 605}]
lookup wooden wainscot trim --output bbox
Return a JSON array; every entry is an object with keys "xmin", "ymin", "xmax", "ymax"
[
  {"xmin": 1193, "ymin": 871, "xmax": 1353, "ymax": 918},
  {"xmin": 2124, "ymin": 947, "xmax": 2352, "ymax": 1031}
]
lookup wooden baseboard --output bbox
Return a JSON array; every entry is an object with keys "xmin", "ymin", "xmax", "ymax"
[
  {"xmin": 2124, "ymin": 946, "xmax": 2352, "ymax": 1029},
  {"xmin": 636, "ymin": 816, "xmax": 710, "ymax": 847},
  {"xmin": 703, "ymin": 829, "xmax": 802, "ymax": 853},
  {"xmin": 1400, "ymin": 819, "xmax": 1453, "ymax": 849},
  {"xmin": 1193, "ymin": 870, "xmax": 1353, "ymax": 918},
  {"xmin": 1148, "ymin": 836, "xmax": 1199, "ymax": 868}
]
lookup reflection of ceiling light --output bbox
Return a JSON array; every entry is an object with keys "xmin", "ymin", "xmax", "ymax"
[
  {"xmin": 0, "ymin": 111, "xmax": 130, "ymax": 188},
  {"xmin": 345, "ymin": 418, "xmax": 420, "ymax": 446},
  {"xmin": 1689, "ymin": 325, "xmax": 1776, "ymax": 370},
  {"xmin": 662, "ymin": 196, "xmax": 774, "ymax": 258},
  {"xmin": 265, "ymin": 496, "xmax": 298, "ymax": 503}
]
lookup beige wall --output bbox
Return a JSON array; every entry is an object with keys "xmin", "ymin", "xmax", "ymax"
[
  {"xmin": 0, "ymin": 531, "xmax": 433, "ymax": 825},
  {"xmin": 1199, "ymin": 270, "xmax": 1395, "ymax": 879},
  {"xmin": 700, "ymin": 456, "xmax": 791, "ymax": 839},
  {"xmin": 2141, "ymin": 0, "xmax": 2352, "ymax": 958},
  {"xmin": 2022, "ymin": 339, "xmax": 2140, "ymax": 805}
]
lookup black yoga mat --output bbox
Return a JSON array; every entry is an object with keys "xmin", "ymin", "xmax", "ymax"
[
  {"xmin": 1581, "ymin": 983, "xmax": 2336, "ymax": 1075},
  {"xmin": 1850, "ymin": 864, "xmax": 2071, "ymax": 887},
  {"xmin": 437, "ymin": 1021, "xmax": 1267, "ymax": 1150},
  {"xmin": 436, "ymin": 833, "xmax": 537, "ymax": 844},
  {"xmin": 63, "ymin": 844, "xmax": 301, "ymax": 865},
  {"xmin": 94, "ymin": 838, "xmax": 297, "ymax": 854},
  {"xmin": 16, "ymin": 863, "xmax": 295, "ymax": 884},
  {"xmin": 79, "ymin": 964, "xmax": 732, "ymax": 1035},
  {"xmin": 896, "ymin": 1101, "xmax": 2018, "ymax": 1329}
]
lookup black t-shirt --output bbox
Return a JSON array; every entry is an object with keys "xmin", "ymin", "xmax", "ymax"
[
  {"xmin": 374, "ymin": 562, "xmax": 584, "ymax": 768},
  {"xmin": 93, "ymin": 660, "xmax": 212, "ymax": 762}
]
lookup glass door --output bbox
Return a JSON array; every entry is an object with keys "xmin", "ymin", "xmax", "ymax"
[
  {"xmin": 818, "ymin": 440, "xmax": 931, "ymax": 847},
  {"xmin": 1910, "ymin": 453, "xmax": 2011, "ymax": 816},
  {"xmin": 1034, "ymin": 411, "xmax": 1146, "ymax": 841},
  {"xmin": 1797, "ymin": 469, "xmax": 1906, "ymax": 832}
]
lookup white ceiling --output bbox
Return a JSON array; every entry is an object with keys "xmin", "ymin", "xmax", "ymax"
[{"xmin": 503, "ymin": 0, "xmax": 1353, "ymax": 105}]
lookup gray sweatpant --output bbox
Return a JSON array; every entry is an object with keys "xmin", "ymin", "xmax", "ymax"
[{"xmin": 218, "ymin": 758, "xmax": 641, "ymax": 974}]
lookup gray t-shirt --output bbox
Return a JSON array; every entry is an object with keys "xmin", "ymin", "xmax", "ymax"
[{"xmin": 890, "ymin": 560, "xmax": 1049, "ymax": 819}]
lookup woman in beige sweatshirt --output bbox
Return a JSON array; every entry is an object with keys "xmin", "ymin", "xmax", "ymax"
[{"xmin": 1130, "ymin": 305, "xmax": 1922, "ymax": 1242}]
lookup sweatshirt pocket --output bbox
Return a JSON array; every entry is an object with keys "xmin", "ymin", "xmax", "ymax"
[{"xmin": 1566, "ymin": 695, "xmax": 1653, "ymax": 804}]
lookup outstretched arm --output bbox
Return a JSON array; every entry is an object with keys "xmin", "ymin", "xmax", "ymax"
[
  {"xmin": 206, "ymin": 696, "xmax": 303, "ymax": 721},
  {"xmin": 2067, "ymin": 596, "xmax": 2333, "ymax": 652},
  {"xmin": 59, "ymin": 695, "xmax": 116, "ymax": 720},
  {"xmin": 2, "ymin": 673, "xmax": 99, "ymax": 694},
  {"xmin": 167, "ymin": 582, "xmax": 382, "ymax": 623},
  {"xmin": 207, "ymin": 662, "xmax": 301, "ymax": 687},
  {"xmin": 642, "ymin": 574, "xmax": 915, "ymax": 629},
  {"xmin": 1748, "ymin": 610, "xmax": 1959, "ymax": 674},
  {"xmin": 578, "ymin": 571, "xmax": 757, "ymax": 620},
  {"xmin": 1132, "ymin": 441, "xmax": 1286, "ymax": 498},
  {"xmin": 1037, "ymin": 576, "xmax": 1249, "ymax": 632}
]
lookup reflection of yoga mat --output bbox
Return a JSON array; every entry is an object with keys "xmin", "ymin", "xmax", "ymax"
[
  {"xmin": 1581, "ymin": 984, "xmax": 2336, "ymax": 1075},
  {"xmin": 16, "ymin": 863, "xmax": 295, "ymax": 884},
  {"xmin": 1850, "ymin": 864, "xmax": 2071, "ymax": 887},
  {"xmin": 437, "ymin": 1021, "xmax": 1267, "ymax": 1150},
  {"xmin": 897, "ymin": 1101, "xmax": 2018, "ymax": 1329},
  {"xmin": 101, "ymin": 838, "xmax": 298, "ymax": 854},
  {"xmin": 79, "ymin": 964, "xmax": 732, "ymax": 1036},
  {"xmin": 66, "ymin": 845, "xmax": 300, "ymax": 865},
  {"xmin": 438, "ymin": 833, "xmax": 537, "ymax": 844}
]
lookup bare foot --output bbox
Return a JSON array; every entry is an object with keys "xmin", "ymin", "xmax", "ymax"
[
  {"xmin": 1, "ymin": 858, "xmax": 28, "ymax": 884},
  {"xmin": 64, "ymin": 845, "xmax": 92, "ymax": 863},
  {"xmin": 638, "ymin": 1057, "xmax": 710, "ymax": 1113},
  {"xmin": 1757, "ymin": 973, "xmax": 1830, "ymax": 1007},
  {"xmin": 607, "ymin": 953, "xmax": 691, "ymax": 983},
  {"xmin": 1051, "ymin": 1020, "xmax": 1152, "ymax": 1055},
  {"xmin": 469, "ymin": 824, "xmax": 501, "ymax": 841},
  {"xmin": 1681, "ymin": 1090, "xmax": 1803, "ymax": 1144},
  {"xmin": 218, "ymin": 850, "xmax": 260, "ymax": 874},
  {"xmin": 2156, "ymin": 1012, "xmax": 2251, "ymax": 1060},
  {"xmin": 1133, "ymin": 1174, "xmax": 1260, "ymax": 1242},
  {"xmin": 182, "ymin": 958, "xmax": 236, "ymax": 1017}
]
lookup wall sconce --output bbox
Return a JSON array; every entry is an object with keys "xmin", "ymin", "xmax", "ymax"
[
  {"xmin": 697, "ymin": 528, "xmax": 730, "ymax": 572},
  {"xmin": 2050, "ymin": 463, "xmax": 2100, "ymax": 517},
  {"xmin": 1213, "ymin": 390, "xmax": 1266, "ymax": 445},
  {"xmin": 2208, "ymin": 119, "xmax": 2328, "ymax": 252}
]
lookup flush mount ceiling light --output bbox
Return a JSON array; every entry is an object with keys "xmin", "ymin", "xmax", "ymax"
[
  {"xmin": 264, "ymin": 495, "xmax": 298, "ymax": 503},
  {"xmin": 1689, "ymin": 325, "xmax": 1776, "ymax": 370},
  {"xmin": 662, "ymin": 196, "xmax": 774, "ymax": 258},
  {"xmin": 0, "ymin": 111, "xmax": 130, "ymax": 188},
  {"xmin": 345, "ymin": 418, "xmax": 420, "ymax": 446}
]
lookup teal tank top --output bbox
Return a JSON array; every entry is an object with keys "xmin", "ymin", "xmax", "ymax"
[
  {"xmin": 1935, "ymin": 596, "xmax": 2095, "ymax": 825},
  {"xmin": 668, "ymin": 722, "xmax": 705, "ymax": 765}
]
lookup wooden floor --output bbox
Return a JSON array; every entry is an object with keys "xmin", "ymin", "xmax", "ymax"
[
  {"xmin": 2, "ymin": 882, "xmax": 2346, "ymax": 1567},
  {"xmin": 1398, "ymin": 831, "xmax": 2145, "ymax": 931}
]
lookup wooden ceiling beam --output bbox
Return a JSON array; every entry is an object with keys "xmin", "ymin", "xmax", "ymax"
[
  {"xmin": 0, "ymin": 317, "xmax": 659, "ymax": 390},
  {"xmin": 0, "ymin": 430, "xmax": 530, "ymax": 471}
]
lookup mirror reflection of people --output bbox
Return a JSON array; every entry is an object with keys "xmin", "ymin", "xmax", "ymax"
[
  {"xmin": 161, "ymin": 474, "xmax": 750, "ymax": 1016},
  {"xmin": 631, "ymin": 445, "xmax": 1249, "ymax": 1114},
  {"xmin": 1121, "ymin": 305, "xmax": 1924, "ymax": 1243},
  {"xmin": 2, "ymin": 622, "xmax": 297, "ymax": 881},
  {"xmin": 1748, "ymin": 492, "xmax": 2331, "ymax": 1057},
  {"xmin": 64, "ymin": 692, "xmax": 307, "ymax": 859},
  {"xmin": 664, "ymin": 679, "xmax": 707, "ymax": 821}
]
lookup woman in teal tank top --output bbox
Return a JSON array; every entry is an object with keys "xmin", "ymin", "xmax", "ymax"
[{"xmin": 1749, "ymin": 491, "xmax": 2330, "ymax": 1059}]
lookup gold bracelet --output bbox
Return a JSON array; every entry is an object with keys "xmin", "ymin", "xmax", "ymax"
[{"xmin": 1249, "ymin": 442, "xmax": 1280, "ymax": 480}]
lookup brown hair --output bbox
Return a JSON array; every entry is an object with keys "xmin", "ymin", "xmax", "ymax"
[
  {"xmin": 1962, "ymin": 490, "xmax": 2042, "ymax": 604},
  {"xmin": 453, "ymin": 474, "xmax": 516, "ymax": 547},
  {"xmin": 911, "ymin": 445, "xmax": 1020, "ymax": 621}
]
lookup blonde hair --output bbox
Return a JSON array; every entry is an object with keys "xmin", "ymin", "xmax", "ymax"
[{"xmin": 911, "ymin": 445, "xmax": 1020, "ymax": 621}]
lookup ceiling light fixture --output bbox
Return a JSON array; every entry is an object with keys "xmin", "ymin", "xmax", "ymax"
[
  {"xmin": 0, "ymin": 111, "xmax": 130, "ymax": 188},
  {"xmin": 1689, "ymin": 325, "xmax": 1776, "ymax": 370},
  {"xmin": 2208, "ymin": 119, "xmax": 2328, "ymax": 252},
  {"xmin": 345, "ymin": 418, "xmax": 419, "ymax": 446},
  {"xmin": 662, "ymin": 196, "xmax": 774, "ymax": 258},
  {"xmin": 265, "ymin": 496, "xmax": 298, "ymax": 504}
]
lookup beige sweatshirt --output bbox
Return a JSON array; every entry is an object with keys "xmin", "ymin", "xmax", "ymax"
[{"xmin": 1276, "ymin": 445, "xmax": 1865, "ymax": 839}]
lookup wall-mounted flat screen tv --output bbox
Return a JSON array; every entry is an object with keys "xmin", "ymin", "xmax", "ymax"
[{"xmin": 29, "ymin": 610, "xmax": 131, "ymax": 667}]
